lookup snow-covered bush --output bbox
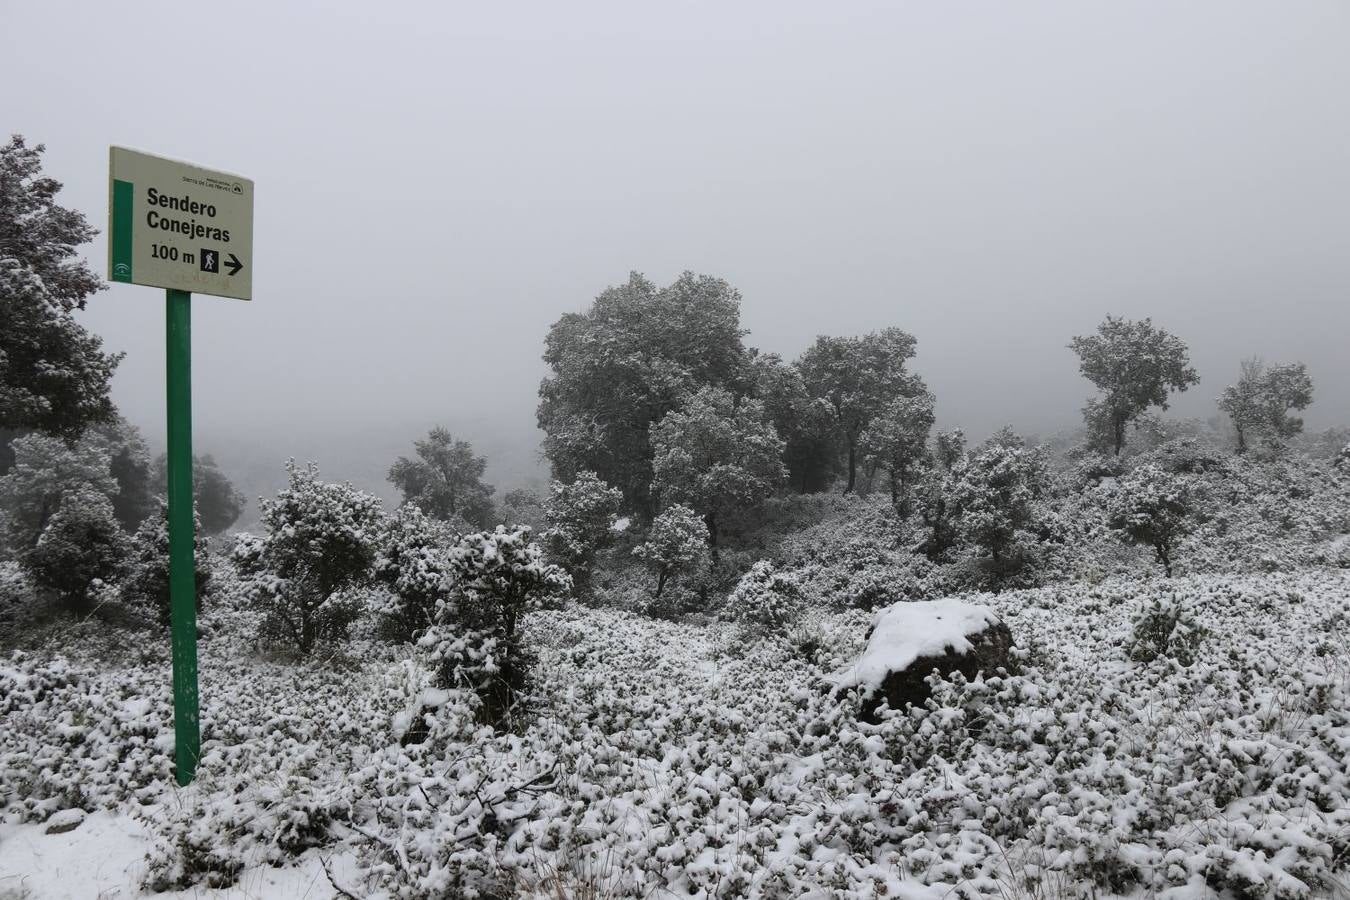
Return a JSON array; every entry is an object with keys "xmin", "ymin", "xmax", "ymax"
[
  {"xmin": 1106, "ymin": 463, "xmax": 1196, "ymax": 576},
  {"xmin": 719, "ymin": 560, "xmax": 803, "ymax": 632},
  {"xmin": 543, "ymin": 470, "xmax": 623, "ymax": 596},
  {"xmin": 632, "ymin": 503, "xmax": 708, "ymax": 600},
  {"xmin": 234, "ymin": 461, "xmax": 385, "ymax": 654},
  {"xmin": 118, "ymin": 501, "xmax": 212, "ymax": 626},
  {"xmin": 1125, "ymin": 593, "xmax": 1206, "ymax": 665},
  {"xmin": 21, "ymin": 487, "xmax": 128, "ymax": 612},
  {"xmin": 419, "ymin": 525, "xmax": 570, "ymax": 725},
  {"xmin": 946, "ymin": 441, "xmax": 1046, "ymax": 574},
  {"xmin": 371, "ymin": 503, "xmax": 452, "ymax": 642}
]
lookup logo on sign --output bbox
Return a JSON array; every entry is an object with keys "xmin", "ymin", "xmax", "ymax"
[
  {"xmin": 200, "ymin": 249, "xmax": 219, "ymax": 274},
  {"xmin": 114, "ymin": 263, "xmax": 131, "ymax": 277}
]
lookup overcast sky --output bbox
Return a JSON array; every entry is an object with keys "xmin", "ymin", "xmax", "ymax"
[{"xmin": 5, "ymin": 1, "xmax": 1349, "ymax": 492}]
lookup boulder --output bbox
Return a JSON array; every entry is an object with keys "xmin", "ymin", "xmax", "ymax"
[
  {"xmin": 830, "ymin": 599, "xmax": 1015, "ymax": 722},
  {"xmin": 45, "ymin": 808, "xmax": 87, "ymax": 834}
]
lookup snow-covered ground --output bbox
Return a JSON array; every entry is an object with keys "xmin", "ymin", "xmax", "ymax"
[
  {"xmin": 4, "ymin": 566, "xmax": 1348, "ymax": 898},
  {"xmin": 0, "ymin": 813, "xmax": 365, "ymax": 900}
]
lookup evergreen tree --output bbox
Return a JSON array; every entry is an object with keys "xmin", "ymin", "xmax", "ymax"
[
  {"xmin": 537, "ymin": 271, "xmax": 750, "ymax": 517},
  {"xmin": 1070, "ymin": 316, "xmax": 1199, "ymax": 456},
  {"xmin": 650, "ymin": 387, "xmax": 785, "ymax": 547},
  {"xmin": 388, "ymin": 427, "xmax": 495, "ymax": 528},
  {"xmin": 797, "ymin": 328, "xmax": 926, "ymax": 492},
  {"xmin": 0, "ymin": 137, "xmax": 121, "ymax": 467}
]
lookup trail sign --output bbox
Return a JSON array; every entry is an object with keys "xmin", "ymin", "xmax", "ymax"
[
  {"xmin": 108, "ymin": 147, "xmax": 254, "ymax": 785},
  {"xmin": 108, "ymin": 146, "xmax": 253, "ymax": 300}
]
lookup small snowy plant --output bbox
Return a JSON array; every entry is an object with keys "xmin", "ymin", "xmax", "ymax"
[
  {"xmin": 543, "ymin": 470, "xmax": 623, "ymax": 596},
  {"xmin": 720, "ymin": 560, "xmax": 804, "ymax": 633},
  {"xmin": 1125, "ymin": 593, "xmax": 1206, "ymax": 665},
  {"xmin": 1105, "ymin": 463, "xmax": 1195, "ymax": 576},
  {"xmin": 633, "ymin": 503, "xmax": 708, "ymax": 599},
  {"xmin": 233, "ymin": 461, "xmax": 385, "ymax": 654},
  {"xmin": 419, "ymin": 525, "xmax": 570, "ymax": 725}
]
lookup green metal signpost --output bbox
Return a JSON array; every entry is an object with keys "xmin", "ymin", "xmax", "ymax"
[
  {"xmin": 109, "ymin": 147, "xmax": 253, "ymax": 785},
  {"xmin": 165, "ymin": 288, "xmax": 199, "ymax": 783}
]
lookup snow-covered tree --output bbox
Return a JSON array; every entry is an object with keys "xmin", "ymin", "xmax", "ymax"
[
  {"xmin": 0, "ymin": 431, "xmax": 116, "ymax": 551},
  {"xmin": 150, "ymin": 453, "xmax": 246, "ymax": 534},
  {"xmin": 543, "ymin": 470, "xmax": 623, "ymax": 595},
  {"xmin": 651, "ymin": 387, "xmax": 785, "ymax": 546},
  {"xmin": 388, "ymin": 427, "xmax": 495, "ymax": 528},
  {"xmin": 859, "ymin": 392, "xmax": 936, "ymax": 511},
  {"xmin": 420, "ymin": 526, "xmax": 569, "ymax": 724},
  {"xmin": 1070, "ymin": 316, "xmax": 1199, "ymax": 456},
  {"xmin": 235, "ymin": 461, "xmax": 385, "ymax": 654},
  {"xmin": 100, "ymin": 417, "xmax": 157, "ymax": 532},
  {"xmin": 947, "ymin": 440, "xmax": 1047, "ymax": 569},
  {"xmin": 120, "ymin": 501, "xmax": 212, "ymax": 626},
  {"xmin": 1106, "ymin": 463, "xmax": 1195, "ymax": 577},
  {"xmin": 749, "ymin": 353, "xmax": 838, "ymax": 493},
  {"xmin": 22, "ymin": 486, "xmax": 127, "ymax": 611},
  {"xmin": 719, "ymin": 560, "xmax": 804, "ymax": 632},
  {"xmin": 0, "ymin": 138, "xmax": 120, "ymax": 457},
  {"xmin": 1219, "ymin": 359, "xmax": 1314, "ymax": 453},
  {"xmin": 796, "ymin": 328, "xmax": 926, "ymax": 492},
  {"xmin": 371, "ymin": 503, "xmax": 453, "ymax": 643},
  {"xmin": 633, "ymin": 504, "xmax": 708, "ymax": 598},
  {"xmin": 537, "ymin": 271, "xmax": 751, "ymax": 518},
  {"xmin": 499, "ymin": 486, "xmax": 546, "ymax": 531},
  {"xmin": 195, "ymin": 455, "xmax": 245, "ymax": 534},
  {"xmin": 918, "ymin": 428, "xmax": 968, "ymax": 559}
]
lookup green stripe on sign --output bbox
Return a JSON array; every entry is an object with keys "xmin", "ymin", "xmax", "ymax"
[{"xmin": 111, "ymin": 179, "xmax": 134, "ymax": 282}]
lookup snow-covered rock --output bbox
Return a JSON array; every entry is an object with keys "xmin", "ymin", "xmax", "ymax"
[
  {"xmin": 830, "ymin": 598, "xmax": 1014, "ymax": 719},
  {"xmin": 44, "ymin": 808, "xmax": 86, "ymax": 834}
]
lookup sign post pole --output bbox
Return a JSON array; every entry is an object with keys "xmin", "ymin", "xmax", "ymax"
[
  {"xmin": 165, "ymin": 287, "xmax": 199, "ymax": 786},
  {"xmin": 108, "ymin": 146, "xmax": 253, "ymax": 786}
]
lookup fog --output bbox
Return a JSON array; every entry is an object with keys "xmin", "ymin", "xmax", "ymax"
[{"xmin": 6, "ymin": 0, "xmax": 1349, "ymax": 504}]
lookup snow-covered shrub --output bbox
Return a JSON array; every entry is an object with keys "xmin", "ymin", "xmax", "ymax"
[
  {"xmin": 632, "ymin": 503, "xmax": 707, "ymax": 600},
  {"xmin": 118, "ymin": 501, "xmax": 212, "ymax": 626},
  {"xmin": 234, "ymin": 461, "xmax": 385, "ymax": 654},
  {"xmin": 371, "ymin": 503, "xmax": 451, "ymax": 642},
  {"xmin": 1125, "ymin": 594, "xmax": 1206, "ymax": 665},
  {"xmin": 719, "ymin": 560, "xmax": 803, "ymax": 632},
  {"xmin": 419, "ymin": 525, "xmax": 570, "ymax": 725},
  {"xmin": 140, "ymin": 760, "xmax": 342, "ymax": 892},
  {"xmin": 1106, "ymin": 463, "xmax": 1196, "ymax": 576},
  {"xmin": 947, "ymin": 442, "xmax": 1047, "ymax": 575},
  {"xmin": 21, "ymin": 487, "xmax": 128, "ymax": 612},
  {"xmin": 1147, "ymin": 435, "xmax": 1229, "ymax": 474},
  {"xmin": 543, "ymin": 470, "xmax": 623, "ymax": 596}
]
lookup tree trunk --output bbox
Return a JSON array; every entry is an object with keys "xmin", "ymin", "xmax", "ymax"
[
  {"xmin": 1113, "ymin": 416, "xmax": 1127, "ymax": 456},
  {"xmin": 654, "ymin": 568, "xmax": 668, "ymax": 598},
  {"xmin": 845, "ymin": 442, "xmax": 857, "ymax": 493},
  {"xmin": 1156, "ymin": 544, "xmax": 1172, "ymax": 577}
]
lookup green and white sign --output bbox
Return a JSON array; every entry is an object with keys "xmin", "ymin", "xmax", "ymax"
[{"xmin": 108, "ymin": 146, "xmax": 254, "ymax": 301}]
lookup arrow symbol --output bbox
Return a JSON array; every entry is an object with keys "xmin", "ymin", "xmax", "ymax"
[{"xmin": 225, "ymin": 253, "xmax": 243, "ymax": 277}]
